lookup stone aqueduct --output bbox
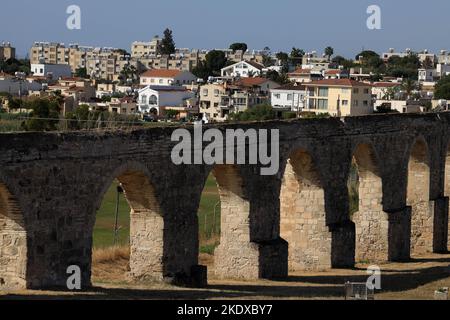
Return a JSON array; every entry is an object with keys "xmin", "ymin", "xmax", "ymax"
[{"xmin": 1, "ymin": 113, "xmax": 450, "ymax": 290}]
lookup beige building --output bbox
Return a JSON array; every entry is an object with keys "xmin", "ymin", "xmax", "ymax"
[
  {"xmin": 200, "ymin": 77, "xmax": 279, "ymax": 121},
  {"xmin": 30, "ymin": 42, "xmax": 134, "ymax": 81},
  {"xmin": 131, "ymin": 37, "xmax": 162, "ymax": 58},
  {"xmin": 0, "ymin": 42, "xmax": 15, "ymax": 60},
  {"xmin": 199, "ymin": 83, "xmax": 229, "ymax": 121},
  {"xmin": 304, "ymin": 79, "xmax": 373, "ymax": 117}
]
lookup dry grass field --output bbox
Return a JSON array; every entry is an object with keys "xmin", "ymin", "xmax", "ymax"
[{"xmin": 2, "ymin": 249, "xmax": 449, "ymax": 300}]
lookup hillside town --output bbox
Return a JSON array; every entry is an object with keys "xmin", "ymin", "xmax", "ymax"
[{"xmin": 2, "ymin": 29, "xmax": 450, "ymax": 129}]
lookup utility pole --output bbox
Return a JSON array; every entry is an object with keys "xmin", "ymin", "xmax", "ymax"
[{"xmin": 113, "ymin": 184, "xmax": 124, "ymax": 246}]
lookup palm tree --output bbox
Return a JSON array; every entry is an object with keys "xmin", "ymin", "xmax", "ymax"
[
  {"xmin": 324, "ymin": 46, "xmax": 334, "ymax": 61},
  {"xmin": 401, "ymin": 79, "xmax": 417, "ymax": 100}
]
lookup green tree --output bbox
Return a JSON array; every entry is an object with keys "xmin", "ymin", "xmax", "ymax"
[
  {"xmin": 386, "ymin": 54, "xmax": 421, "ymax": 79},
  {"xmin": 434, "ymin": 75, "xmax": 450, "ymax": 100},
  {"xmin": 290, "ymin": 47, "xmax": 305, "ymax": 59},
  {"xmin": 229, "ymin": 104, "xmax": 276, "ymax": 122},
  {"xmin": 22, "ymin": 98, "xmax": 61, "ymax": 131},
  {"xmin": 192, "ymin": 50, "xmax": 228, "ymax": 79},
  {"xmin": 332, "ymin": 55, "xmax": 355, "ymax": 69},
  {"xmin": 229, "ymin": 43, "xmax": 248, "ymax": 53},
  {"xmin": 324, "ymin": 46, "xmax": 334, "ymax": 60},
  {"xmin": 401, "ymin": 78, "xmax": 418, "ymax": 99},
  {"xmin": 0, "ymin": 58, "xmax": 30, "ymax": 75},
  {"xmin": 75, "ymin": 67, "xmax": 88, "ymax": 78},
  {"xmin": 158, "ymin": 28, "xmax": 176, "ymax": 55},
  {"xmin": 265, "ymin": 70, "xmax": 289, "ymax": 84},
  {"xmin": 119, "ymin": 64, "xmax": 138, "ymax": 84}
]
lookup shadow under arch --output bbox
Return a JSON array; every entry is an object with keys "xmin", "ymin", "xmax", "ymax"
[
  {"xmin": 444, "ymin": 139, "xmax": 450, "ymax": 251},
  {"xmin": 279, "ymin": 148, "xmax": 331, "ymax": 271},
  {"xmin": 91, "ymin": 162, "xmax": 164, "ymax": 282},
  {"xmin": 407, "ymin": 136, "xmax": 432, "ymax": 255},
  {"xmin": 350, "ymin": 142, "xmax": 388, "ymax": 262},
  {"xmin": 0, "ymin": 180, "xmax": 28, "ymax": 290}
]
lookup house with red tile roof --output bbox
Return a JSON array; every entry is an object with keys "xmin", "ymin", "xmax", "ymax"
[{"xmin": 140, "ymin": 69, "xmax": 197, "ymax": 87}]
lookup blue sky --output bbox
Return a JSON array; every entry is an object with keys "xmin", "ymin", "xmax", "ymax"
[{"xmin": 1, "ymin": 0, "xmax": 449, "ymax": 58}]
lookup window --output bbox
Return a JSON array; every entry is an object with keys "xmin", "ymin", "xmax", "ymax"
[
  {"xmin": 141, "ymin": 95, "xmax": 147, "ymax": 104},
  {"xmin": 202, "ymin": 89, "xmax": 208, "ymax": 96},
  {"xmin": 318, "ymin": 87, "xmax": 329, "ymax": 97},
  {"xmin": 353, "ymin": 88, "xmax": 359, "ymax": 94},
  {"xmin": 341, "ymin": 88, "xmax": 350, "ymax": 94},
  {"xmin": 354, "ymin": 100, "xmax": 359, "ymax": 106},
  {"xmin": 159, "ymin": 79, "xmax": 163, "ymax": 84},
  {"xmin": 149, "ymin": 95, "xmax": 158, "ymax": 105},
  {"xmin": 287, "ymin": 94, "xmax": 293, "ymax": 101},
  {"xmin": 342, "ymin": 100, "xmax": 349, "ymax": 106},
  {"xmin": 364, "ymin": 88, "xmax": 369, "ymax": 94},
  {"xmin": 214, "ymin": 89, "xmax": 219, "ymax": 97},
  {"xmin": 317, "ymin": 99, "xmax": 328, "ymax": 110},
  {"xmin": 274, "ymin": 94, "xmax": 281, "ymax": 99},
  {"xmin": 363, "ymin": 100, "xmax": 369, "ymax": 106}
]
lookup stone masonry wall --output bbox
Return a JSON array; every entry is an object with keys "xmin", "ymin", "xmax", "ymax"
[
  {"xmin": 0, "ymin": 184, "xmax": 27, "ymax": 290},
  {"xmin": 0, "ymin": 113, "xmax": 449, "ymax": 289},
  {"xmin": 407, "ymin": 139, "xmax": 433, "ymax": 255},
  {"xmin": 352, "ymin": 144, "xmax": 389, "ymax": 262},
  {"xmin": 280, "ymin": 150, "xmax": 331, "ymax": 271}
]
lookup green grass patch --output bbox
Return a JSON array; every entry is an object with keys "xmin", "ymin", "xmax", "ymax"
[
  {"xmin": 94, "ymin": 175, "xmax": 222, "ymax": 252},
  {"xmin": 93, "ymin": 181, "xmax": 130, "ymax": 248}
]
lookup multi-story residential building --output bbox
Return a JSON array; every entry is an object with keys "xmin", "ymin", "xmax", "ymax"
[
  {"xmin": 438, "ymin": 50, "xmax": 450, "ymax": 65},
  {"xmin": 140, "ymin": 69, "xmax": 197, "ymax": 87},
  {"xmin": 288, "ymin": 68, "xmax": 323, "ymax": 83},
  {"xmin": 270, "ymin": 83, "xmax": 306, "ymax": 113},
  {"xmin": 86, "ymin": 49, "xmax": 135, "ymax": 82},
  {"xmin": 30, "ymin": 42, "xmax": 133, "ymax": 81},
  {"xmin": 199, "ymin": 83, "xmax": 230, "ymax": 121},
  {"xmin": 137, "ymin": 85, "xmax": 195, "ymax": 115},
  {"xmin": 221, "ymin": 61, "xmax": 264, "ymax": 78},
  {"xmin": 418, "ymin": 68, "xmax": 438, "ymax": 82},
  {"xmin": 372, "ymin": 82, "xmax": 401, "ymax": 100},
  {"xmin": 302, "ymin": 52, "xmax": 330, "ymax": 67},
  {"xmin": 382, "ymin": 48, "xmax": 436, "ymax": 64},
  {"xmin": 418, "ymin": 64, "xmax": 450, "ymax": 82},
  {"xmin": 0, "ymin": 42, "xmax": 15, "ymax": 60},
  {"xmin": 131, "ymin": 37, "xmax": 162, "ymax": 58},
  {"xmin": 303, "ymin": 79, "xmax": 373, "ymax": 117},
  {"xmin": 47, "ymin": 77, "xmax": 96, "ymax": 104},
  {"xmin": 199, "ymin": 77, "xmax": 278, "ymax": 121},
  {"xmin": 108, "ymin": 97, "xmax": 137, "ymax": 115},
  {"xmin": 324, "ymin": 69, "xmax": 350, "ymax": 79}
]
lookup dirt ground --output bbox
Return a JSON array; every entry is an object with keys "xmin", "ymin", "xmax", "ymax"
[{"xmin": 1, "ymin": 253, "xmax": 450, "ymax": 300}]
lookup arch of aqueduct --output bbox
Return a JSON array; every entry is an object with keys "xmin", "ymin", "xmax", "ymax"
[{"xmin": 1, "ymin": 113, "xmax": 450, "ymax": 290}]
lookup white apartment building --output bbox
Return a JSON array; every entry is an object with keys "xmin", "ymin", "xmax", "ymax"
[
  {"xmin": 221, "ymin": 61, "xmax": 264, "ymax": 78},
  {"xmin": 418, "ymin": 64, "xmax": 450, "ymax": 82},
  {"xmin": 137, "ymin": 85, "xmax": 195, "ymax": 115},
  {"xmin": 270, "ymin": 84, "xmax": 306, "ymax": 112}
]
